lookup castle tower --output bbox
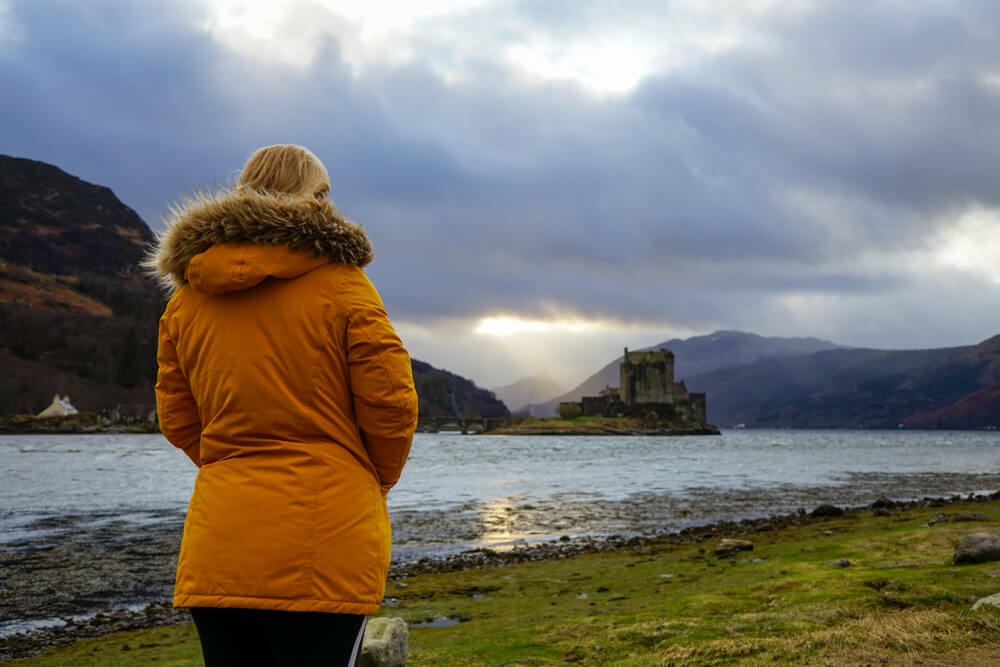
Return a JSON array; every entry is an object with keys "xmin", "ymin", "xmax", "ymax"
[{"xmin": 620, "ymin": 348, "xmax": 677, "ymax": 405}]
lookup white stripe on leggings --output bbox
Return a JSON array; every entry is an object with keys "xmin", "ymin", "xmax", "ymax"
[{"xmin": 348, "ymin": 616, "xmax": 367, "ymax": 667}]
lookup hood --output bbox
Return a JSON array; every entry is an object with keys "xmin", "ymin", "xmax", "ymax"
[
  {"xmin": 144, "ymin": 188, "xmax": 373, "ymax": 293},
  {"xmin": 185, "ymin": 243, "xmax": 332, "ymax": 295}
]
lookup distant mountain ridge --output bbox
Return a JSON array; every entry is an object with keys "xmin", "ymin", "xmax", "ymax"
[
  {"xmin": 685, "ymin": 345, "xmax": 959, "ymax": 427},
  {"xmin": 632, "ymin": 335, "xmax": 999, "ymax": 429},
  {"xmin": 527, "ymin": 331, "xmax": 842, "ymax": 417},
  {"xmin": 491, "ymin": 374, "xmax": 564, "ymax": 413},
  {"xmin": 691, "ymin": 335, "xmax": 1000, "ymax": 429},
  {"xmin": 0, "ymin": 155, "xmax": 507, "ymax": 419}
]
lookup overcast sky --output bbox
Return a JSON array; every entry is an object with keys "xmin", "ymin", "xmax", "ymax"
[{"xmin": 3, "ymin": 0, "xmax": 1000, "ymax": 389}]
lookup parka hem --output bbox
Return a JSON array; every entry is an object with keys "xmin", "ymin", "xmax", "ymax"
[{"xmin": 173, "ymin": 594, "xmax": 378, "ymax": 616}]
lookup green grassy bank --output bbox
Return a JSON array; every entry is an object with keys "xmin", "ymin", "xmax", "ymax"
[{"xmin": 13, "ymin": 501, "xmax": 1000, "ymax": 665}]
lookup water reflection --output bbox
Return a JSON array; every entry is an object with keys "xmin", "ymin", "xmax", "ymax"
[{"xmin": 473, "ymin": 496, "xmax": 546, "ymax": 549}]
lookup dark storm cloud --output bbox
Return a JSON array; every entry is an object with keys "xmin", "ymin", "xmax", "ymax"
[{"xmin": 2, "ymin": 0, "xmax": 999, "ymax": 348}]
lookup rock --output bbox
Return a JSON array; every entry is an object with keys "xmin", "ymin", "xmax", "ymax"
[
  {"xmin": 873, "ymin": 508, "xmax": 891, "ymax": 517},
  {"xmin": 714, "ymin": 539, "xmax": 753, "ymax": 559},
  {"xmin": 811, "ymin": 504, "xmax": 845, "ymax": 518},
  {"xmin": 360, "ymin": 617, "xmax": 408, "ymax": 667},
  {"xmin": 954, "ymin": 533, "xmax": 1000, "ymax": 565},
  {"xmin": 929, "ymin": 513, "xmax": 950, "ymax": 526},
  {"xmin": 871, "ymin": 496, "xmax": 895, "ymax": 510},
  {"xmin": 952, "ymin": 513, "xmax": 989, "ymax": 523},
  {"xmin": 972, "ymin": 593, "xmax": 1000, "ymax": 611},
  {"xmin": 825, "ymin": 559, "xmax": 851, "ymax": 568}
]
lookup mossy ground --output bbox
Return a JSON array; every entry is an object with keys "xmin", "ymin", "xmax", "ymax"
[{"xmin": 14, "ymin": 501, "xmax": 1000, "ymax": 665}]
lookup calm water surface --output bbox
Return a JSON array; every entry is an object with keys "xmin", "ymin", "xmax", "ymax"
[{"xmin": 2, "ymin": 430, "xmax": 999, "ymax": 550}]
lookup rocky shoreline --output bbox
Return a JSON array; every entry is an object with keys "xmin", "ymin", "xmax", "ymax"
[
  {"xmin": 388, "ymin": 490, "xmax": 1000, "ymax": 578},
  {"xmin": 3, "ymin": 490, "xmax": 999, "ymax": 661},
  {"xmin": 0, "ymin": 414, "xmax": 158, "ymax": 435}
]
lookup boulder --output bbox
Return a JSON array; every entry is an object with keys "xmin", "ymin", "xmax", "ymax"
[
  {"xmin": 825, "ymin": 559, "xmax": 851, "ymax": 568},
  {"xmin": 972, "ymin": 593, "xmax": 1000, "ymax": 611},
  {"xmin": 952, "ymin": 513, "xmax": 989, "ymax": 523},
  {"xmin": 871, "ymin": 496, "xmax": 895, "ymax": 510},
  {"xmin": 360, "ymin": 617, "xmax": 409, "ymax": 667},
  {"xmin": 714, "ymin": 539, "xmax": 754, "ymax": 559},
  {"xmin": 954, "ymin": 533, "xmax": 1000, "ymax": 565},
  {"xmin": 811, "ymin": 504, "xmax": 845, "ymax": 518}
]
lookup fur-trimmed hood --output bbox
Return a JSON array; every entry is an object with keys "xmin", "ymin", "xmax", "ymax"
[{"xmin": 144, "ymin": 189, "xmax": 373, "ymax": 293}]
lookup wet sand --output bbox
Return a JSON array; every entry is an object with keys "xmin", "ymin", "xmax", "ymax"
[{"xmin": 3, "ymin": 470, "xmax": 1000, "ymax": 661}]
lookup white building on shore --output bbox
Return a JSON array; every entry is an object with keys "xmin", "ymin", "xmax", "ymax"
[{"xmin": 36, "ymin": 395, "xmax": 79, "ymax": 418}]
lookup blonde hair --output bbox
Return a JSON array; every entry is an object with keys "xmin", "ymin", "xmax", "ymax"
[{"xmin": 237, "ymin": 144, "xmax": 330, "ymax": 198}]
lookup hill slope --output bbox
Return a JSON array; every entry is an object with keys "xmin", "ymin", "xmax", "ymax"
[
  {"xmin": 414, "ymin": 361, "xmax": 509, "ymax": 419},
  {"xmin": 685, "ymin": 336, "xmax": 1000, "ymax": 428},
  {"xmin": 0, "ymin": 156, "xmax": 163, "ymax": 415}
]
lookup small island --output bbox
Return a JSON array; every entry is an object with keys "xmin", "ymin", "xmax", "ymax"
[
  {"xmin": 490, "ymin": 414, "xmax": 719, "ymax": 436},
  {"xmin": 491, "ymin": 347, "xmax": 719, "ymax": 435}
]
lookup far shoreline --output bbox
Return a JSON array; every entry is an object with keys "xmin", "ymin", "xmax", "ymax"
[{"xmin": 0, "ymin": 414, "xmax": 158, "ymax": 435}]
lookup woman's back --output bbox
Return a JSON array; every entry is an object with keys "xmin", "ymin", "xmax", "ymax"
[{"xmin": 149, "ymin": 147, "xmax": 418, "ymax": 631}]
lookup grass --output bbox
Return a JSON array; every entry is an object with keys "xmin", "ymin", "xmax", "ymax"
[
  {"xmin": 13, "ymin": 501, "xmax": 1000, "ymax": 665},
  {"xmin": 498, "ymin": 415, "xmax": 668, "ymax": 434}
]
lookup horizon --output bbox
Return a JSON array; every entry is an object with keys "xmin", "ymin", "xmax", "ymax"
[{"xmin": 3, "ymin": 1, "xmax": 999, "ymax": 388}]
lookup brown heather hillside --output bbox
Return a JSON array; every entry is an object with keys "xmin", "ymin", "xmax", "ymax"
[
  {"xmin": 898, "ymin": 334, "xmax": 1000, "ymax": 429},
  {"xmin": 0, "ymin": 155, "xmax": 153, "ymax": 276},
  {"xmin": 0, "ymin": 156, "xmax": 507, "ymax": 420},
  {"xmin": 0, "ymin": 156, "xmax": 163, "ymax": 415}
]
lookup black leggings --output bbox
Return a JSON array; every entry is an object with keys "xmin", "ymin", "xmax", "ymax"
[{"xmin": 190, "ymin": 607, "xmax": 367, "ymax": 667}]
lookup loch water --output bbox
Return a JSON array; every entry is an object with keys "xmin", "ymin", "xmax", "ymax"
[
  {"xmin": 3, "ymin": 429, "xmax": 1000, "ymax": 638},
  {"xmin": 3, "ymin": 429, "xmax": 999, "ymax": 554}
]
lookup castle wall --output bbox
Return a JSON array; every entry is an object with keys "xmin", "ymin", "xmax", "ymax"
[
  {"xmin": 581, "ymin": 395, "xmax": 610, "ymax": 417},
  {"xmin": 687, "ymin": 393, "xmax": 707, "ymax": 424}
]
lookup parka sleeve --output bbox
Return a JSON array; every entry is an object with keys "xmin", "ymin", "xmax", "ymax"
[
  {"xmin": 343, "ymin": 272, "xmax": 419, "ymax": 492},
  {"xmin": 155, "ymin": 311, "xmax": 202, "ymax": 467}
]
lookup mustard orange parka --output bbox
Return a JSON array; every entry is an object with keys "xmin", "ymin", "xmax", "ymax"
[{"xmin": 147, "ymin": 190, "xmax": 418, "ymax": 615}]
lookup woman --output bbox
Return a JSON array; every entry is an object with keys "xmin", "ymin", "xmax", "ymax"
[{"xmin": 147, "ymin": 145, "xmax": 419, "ymax": 666}]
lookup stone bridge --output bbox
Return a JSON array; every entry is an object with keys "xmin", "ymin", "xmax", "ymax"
[{"xmin": 417, "ymin": 415, "xmax": 510, "ymax": 434}]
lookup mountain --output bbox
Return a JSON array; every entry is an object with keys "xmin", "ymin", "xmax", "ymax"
[
  {"xmin": 684, "ymin": 336, "xmax": 1000, "ymax": 428},
  {"xmin": 527, "ymin": 331, "xmax": 841, "ymax": 417},
  {"xmin": 490, "ymin": 374, "xmax": 564, "ymax": 413},
  {"xmin": 413, "ymin": 360, "xmax": 509, "ymax": 418},
  {"xmin": 0, "ymin": 155, "xmax": 164, "ymax": 415},
  {"xmin": 0, "ymin": 155, "xmax": 508, "ymax": 421},
  {"xmin": 1, "ymin": 155, "xmax": 154, "ymax": 276}
]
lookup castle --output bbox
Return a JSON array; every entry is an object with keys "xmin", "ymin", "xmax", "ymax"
[{"xmin": 560, "ymin": 348, "xmax": 707, "ymax": 424}]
